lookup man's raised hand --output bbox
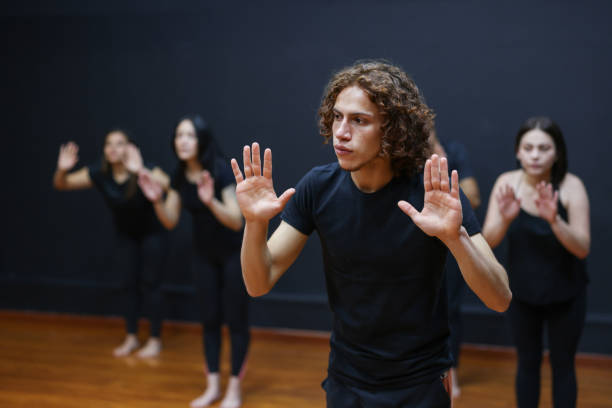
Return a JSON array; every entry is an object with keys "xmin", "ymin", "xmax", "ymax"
[
  {"xmin": 230, "ymin": 143, "xmax": 295, "ymax": 223},
  {"xmin": 397, "ymin": 154, "xmax": 463, "ymax": 242}
]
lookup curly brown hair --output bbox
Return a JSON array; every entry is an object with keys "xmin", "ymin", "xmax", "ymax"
[{"xmin": 318, "ymin": 60, "xmax": 434, "ymax": 178}]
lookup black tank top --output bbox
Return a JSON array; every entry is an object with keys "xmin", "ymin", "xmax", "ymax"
[{"xmin": 507, "ymin": 201, "xmax": 587, "ymax": 304}]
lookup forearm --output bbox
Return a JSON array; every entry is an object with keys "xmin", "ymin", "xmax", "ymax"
[
  {"xmin": 482, "ymin": 218, "xmax": 511, "ymax": 248},
  {"xmin": 153, "ymin": 199, "xmax": 179, "ymax": 229},
  {"xmin": 53, "ymin": 169, "xmax": 67, "ymax": 189},
  {"xmin": 207, "ymin": 198, "xmax": 244, "ymax": 231},
  {"xmin": 550, "ymin": 216, "xmax": 590, "ymax": 259},
  {"xmin": 241, "ymin": 220, "xmax": 274, "ymax": 297},
  {"xmin": 445, "ymin": 229, "xmax": 512, "ymax": 312}
]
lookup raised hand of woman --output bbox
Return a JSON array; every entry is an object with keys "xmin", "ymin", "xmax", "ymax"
[{"xmin": 57, "ymin": 142, "xmax": 79, "ymax": 171}]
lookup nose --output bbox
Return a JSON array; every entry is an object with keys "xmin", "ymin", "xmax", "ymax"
[{"xmin": 335, "ymin": 118, "xmax": 351, "ymax": 141}]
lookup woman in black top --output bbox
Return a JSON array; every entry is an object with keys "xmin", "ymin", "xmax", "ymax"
[
  {"xmin": 138, "ymin": 115, "xmax": 247, "ymax": 408},
  {"xmin": 53, "ymin": 129, "xmax": 169, "ymax": 358},
  {"xmin": 483, "ymin": 117, "xmax": 590, "ymax": 408}
]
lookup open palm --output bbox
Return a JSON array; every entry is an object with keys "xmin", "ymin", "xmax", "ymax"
[
  {"xmin": 230, "ymin": 143, "xmax": 295, "ymax": 222},
  {"xmin": 497, "ymin": 184, "xmax": 521, "ymax": 223},
  {"xmin": 138, "ymin": 170, "xmax": 163, "ymax": 202},
  {"xmin": 535, "ymin": 181, "xmax": 558, "ymax": 223},
  {"xmin": 58, "ymin": 142, "xmax": 79, "ymax": 171},
  {"xmin": 398, "ymin": 154, "xmax": 463, "ymax": 242}
]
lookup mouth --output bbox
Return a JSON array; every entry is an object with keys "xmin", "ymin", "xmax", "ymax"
[{"xmin": 334, "ymin": 145, "xmax": 352, "ymax": 156}]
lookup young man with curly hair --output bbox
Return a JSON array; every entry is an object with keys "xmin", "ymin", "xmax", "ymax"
[{"xmin": 230, "ymin": 60, "xmax": 512, "ymax": 407}]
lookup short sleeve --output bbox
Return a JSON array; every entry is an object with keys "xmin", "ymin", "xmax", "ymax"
[
  {"xmin": 215, "ymin": 158, "xmax": 236, "ymax": 190},
  {"xmin": 87, "ymin": 163, "xmax": 104, "ymax": 190},
  {"xmin": 460, "ymin": 189, "xmax": 481, "ymax": 236},
  {"xmin": 446, "ymin": 141, "xmax": 474, "ymax": 181},
  {"xmin": 281, "ymin": 170, "xmax": 317, "ymax": 236}
]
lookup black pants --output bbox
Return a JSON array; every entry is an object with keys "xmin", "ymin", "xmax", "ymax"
[
  {"xmin": 507, "ymin": 289, "xmax": 586, "ymax": 408},
  {"xmin": 445, "ymin": 260, "xmax": 464, "ymax": 368},
  {"xmin": 323, "ymin": 375, "xmax": 451, "ymax": 408},
  {"xmin": 192, "ymin": 249, "xmax": 250, "ymax": 377},
  {"xmin": 114, "ymin": 231, "xmax": 168, "ymax": 337}
]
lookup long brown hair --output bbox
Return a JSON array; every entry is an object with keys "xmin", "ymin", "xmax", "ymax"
[{"xmin": 318, "ymin": 60, "xmax": 434, "ymax": 178}]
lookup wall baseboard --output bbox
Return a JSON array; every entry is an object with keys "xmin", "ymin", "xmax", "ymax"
[{"xmin": 1, "ymin": 278, "xmax": 610, "ymax": 355}]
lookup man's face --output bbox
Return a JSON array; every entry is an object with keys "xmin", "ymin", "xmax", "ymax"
[{"xmin": 332, "ymin": 85, "xmax": 387, "ymax": 172}]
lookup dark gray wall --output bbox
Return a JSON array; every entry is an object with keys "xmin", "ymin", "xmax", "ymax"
[{"xmin": 1, "ymin": 1, "xmax": 611, "ymax": 354}]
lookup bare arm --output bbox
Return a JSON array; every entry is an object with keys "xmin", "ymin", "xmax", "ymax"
[
  {"xmin": 231, "ymin": 143, "xmax": 300, "ymax": 297},
  {"xmin": 482, "ymin": 174, "xmax": 520, "ymax": 248},
  {"xmin": 53, "ymin": 142, "xmax": 93, "ymax": 190},
  {"xmin": 459, "ymin": 177, "xmax": 481, "ymax": 209},
  {"xmin": 137, "ymin": 170, "xmax": 182, "ymax": 229},
  {"xmin": 197, "ymin": 170, "xmax": 244, "ymax": 232},
  {"xmin": 537, "ymin": 176, "xmax": 590, "ymax": 259},
  {"xmin": 398, "ymin": 155, "xmax": 511, "ymax": 312}
]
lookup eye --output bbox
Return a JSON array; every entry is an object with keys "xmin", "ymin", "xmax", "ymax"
[
  {"xmin": 523, "ymin": 145, "xmax": 532, "ymax": 152},
  {"xmin": 333, "ymin": 112, "xmax": 341, "ymax": 120}
]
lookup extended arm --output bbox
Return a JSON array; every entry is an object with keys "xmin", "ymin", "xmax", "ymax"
[
  {"xmin": 231, "ymin": 143, "xmax": 304, "ymax": 297},
  {"xmin": 398, "ymin": 155, "xmax": 511, "ymax": 312},
  {"xmin": 197, "ymin": 170, "xmax": 244, "ymax": 231},
  {"xmin": 53, "ymin": 142, "xmax": 93, "ymax": 190}
]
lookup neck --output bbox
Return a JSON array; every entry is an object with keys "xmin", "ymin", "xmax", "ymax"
[
  {"xmin": 350, "ymin": 159, "xmax": 394, "ymax": 193},
  {"xmin": 521, "ymin": 168, "xmax": 552, "ymax": 187},
  {"xmin": 185, "ymin": 158, "xmax": 202, "ymax": 172},
  {"xmin": 110, "ymin": 162, "xmax": 127, "ymax": 174}
]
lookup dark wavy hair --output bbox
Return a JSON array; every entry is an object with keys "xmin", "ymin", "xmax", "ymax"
[
  {"xmin": 172, "ymin": 114, "xmax": 224, "ymax": 186},
  {"xmin": 101, "ymin": 128, "xmax": 138, "ymax": 198},
  {"xmin": 515, "ymin": 116, "xmax": 568, "ymax": 187},
  {"xmin": 318, "ymin": 60, "xmax": 434, "ymax": 178}
]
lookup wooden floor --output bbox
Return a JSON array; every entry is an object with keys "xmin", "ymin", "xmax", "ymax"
[{"xmin": 1, "ymin": 312, "xmax": 611, "ymax": 407}]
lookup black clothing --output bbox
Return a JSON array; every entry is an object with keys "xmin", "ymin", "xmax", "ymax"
[
  {"xmin": 281, "ymin": 163, "xmax": 480, "ymax": 390},
  {"xmin": 508, "ymin": 289, "xmax": 586, "ymax": 408},
  {"xmin": 507, "ymin": 204, "xmax": 588, "ymax": 305},
  {"xmin": 440, "ymin": 140, "xmax": 476, "ymax": 368},
  {"xmin": 323, "ymin": 374, "xmax": 451, "ymax": 408},
  {"xmin": 89, "ymin": 164, "xmax": 164, "ymax": 237},
  {"xmin": 88, "ymin": 164, "xmax": 168, "ymax": 337},
  {"xmin": 172, "ymin": 157, "xmax": 249, "ymax": 376}
]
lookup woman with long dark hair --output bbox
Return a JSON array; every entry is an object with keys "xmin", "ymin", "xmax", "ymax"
[
  {"xmin": 483, "ymin": 117, "xmax": 590, "ymax": 407},
  {"xmin": 138, "ymin": 115, "xmax": 247, "ymax": 408},
  {"xmin": 53, "ymin": 129, "xmax": 169, "ymax": 358}
]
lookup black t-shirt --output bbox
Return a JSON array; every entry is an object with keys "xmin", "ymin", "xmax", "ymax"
[
  {"xmin": 281, "ymin": 163, "xmax": 481, "ymax": 390},
  {"xmin": 171, "ymin": 157, "xmax": 241, "ymax": 257},
  {"xmin": 88, "ymin": 164, "xmax": 163, "ymax": 238},
  {"xmin": 508, "ymin": 202, "xmax": 587, "ymax": 305}
]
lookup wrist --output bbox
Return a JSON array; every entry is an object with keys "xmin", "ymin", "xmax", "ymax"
[
  {"xmin": 549, "ymin": 214, "xmax": 560, "ymax": 226},
  {"xmin": 440, "ymin": 226, "xmax": 467, "ymax": 248}
]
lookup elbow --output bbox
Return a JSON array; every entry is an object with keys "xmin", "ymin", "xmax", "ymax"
[
  {"xmin": 489, "ymin": 289, "xmax": 512, "ymax": 313},
  {"xmin": 161, "ymin": 219, "xmax": 178, "ymax": 230},
  {"xmin": 246, "ymin": 286, "xmax": 270, "ymax": 298}
]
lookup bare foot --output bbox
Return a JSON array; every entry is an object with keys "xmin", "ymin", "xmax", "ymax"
[
  {"xmin": 113, "ymin": 334, "xmax": 139, "ymax": 357},
  {"xmin": 136, "ymin": 337, "xmax": 162, "ymax": 358},
  {"xmin": 190, "ymin": 373, "xmax": 221, "ymax": 408},
  {"xmin": 451, "ymin": 367, "xmax": 461, "ymax": 398},
  {"xmin": 220, "ymin": 376, "xmax": 242, "ymax": 408}
]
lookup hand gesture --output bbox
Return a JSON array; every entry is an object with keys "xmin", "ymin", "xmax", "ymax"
[
  {"xmin": 197, "ymin": 170, "xmax": 215, "ymax": 205},
  {"xmin": 138, "ymin": 169, "xmax": 164, "ymax": 203},
  {"xmin": 230, "ymin": 143, "xmax": 295, "ymax": 223},
  {"xmin": 398, "ymin": 154, "xmax": 463, "ymax": 242},
  {"xmin": 57, "ymin": 142, "xmax": 79, "ymax": 171},
  {"xmin": 497, "ymin": 184, "xmax": 521, "ymax": 223},
  {"xmin": 535, "ymin": 181, "xmax": 558, "ymax": 224},
  {"xmin": 123, "ymin": 143, "xmax": 144, "ymax": 174}
]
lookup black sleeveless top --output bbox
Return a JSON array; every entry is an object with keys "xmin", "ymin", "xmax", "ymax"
[{"xmin": 507, "ymin": 202, "xmax": 587, "ymax": 305}]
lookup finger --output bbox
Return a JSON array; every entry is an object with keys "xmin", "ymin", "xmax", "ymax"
[
  {"xmin": 423, "ymin": 159, "xmax": 432, "ymax": 192},
  {"xmin": 398, "ymin": 200, "xmax": 419, "ymax": 220},
  {"xmin": 450, "ymin": 170, "xmax": 460, "ymax": 199},
  {"xmin": 243, "ymin": 145, "xmax": 253, "ymax": 178},
  {"xmin": 440, "ymin": 157, "xmax": 450, "ymax": 193},
  {"xmin": 277, "ymin": 188, "xmax": 296, "ymax": 208},
  {"xmin": 263, "ymin": 148, "xmax": 272, "ymax": 179},
  {"xmin": 430, "ymin": 154, "xmax": 440, "ymax": 190},
  {"xmin": 251, "ymin": 143, "xmax": 262, "ymax": 177},
  {"xmin": 231, "ymin": 158, "xmax": 244, "ymax": 183},
  {"xmin": 553, "ymin": 190, "xmax": 559, "ymax": 203}
]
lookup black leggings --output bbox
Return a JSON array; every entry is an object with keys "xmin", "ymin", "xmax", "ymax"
[
  {"xmin": 114, "ymin": 232, "xmax": 168, "ymax": 337},
  {"xmin": 507, "ymin": 289, "xmax": 586, "ymax": 408},
  {"xmin": 193, "ymin": 249, "xmax": 250, "ymax": 377}
]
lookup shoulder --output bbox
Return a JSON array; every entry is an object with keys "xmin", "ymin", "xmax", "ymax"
[
  {"xmin": 298, "ymin": 162, "xmax": 341, "ymax": 185},
  {"xmin": 559, "ymin": 172, "xmax": 588, "ymax": 205},
  {"xmin": 494, "ymin": 169, "xmax": 521, "ymax": 188}
]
